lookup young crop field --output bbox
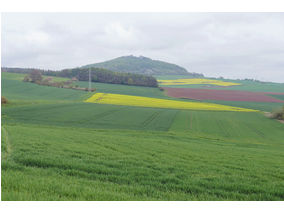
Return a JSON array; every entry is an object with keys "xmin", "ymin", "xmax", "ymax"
[
  {"xmin": 85, "ymin": 93, "xmax": 258, "ymax": 112},
  {"xmin": 2, "ymin": 123, "xmax": 284, "ymax": 201},
  {"xmin": 170, "ymin": 110, "xmax": 284, "ymax": 142},
  {"xmin": 1, "ymin": 72, "xmax": 284, "ymax": 201},
  {"xmin": 2, "ymin": 102, "xmax": 178, "ymax": 131}
]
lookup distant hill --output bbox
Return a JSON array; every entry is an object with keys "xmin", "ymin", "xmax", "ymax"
[{"xmin": 81, "ymin": 55, "xmax": 203, "ymax": 77}]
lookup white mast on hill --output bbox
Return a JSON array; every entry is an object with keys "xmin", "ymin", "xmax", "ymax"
[{"xmin": 88, "ymin": 68, "xmax": 91, "ymax": 92}]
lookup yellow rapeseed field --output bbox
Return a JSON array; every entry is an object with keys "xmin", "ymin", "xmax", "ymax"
[
  {"xmin": 85, "ymin": 93, "xmax": 258, "ymax": 112},
  {"xmin": 158, "ymin": 78, "xmax": 241, "ymax": 86}
]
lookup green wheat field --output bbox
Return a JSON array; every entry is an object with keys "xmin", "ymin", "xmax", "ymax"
[{"xmin": 1, "ymin": 72, "xmax": 284, "ymax": 200}]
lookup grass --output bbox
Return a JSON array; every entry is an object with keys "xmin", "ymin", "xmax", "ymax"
[
  {"xmin": 170, "ymin": 110, "xmax": 284, "ymax": 142},
  {"xmin": 2, "ymin": 101, "xmax": 282, "ymax": 141},
  {"xmin": 2, "ymin": 72, "xmax": 71, "ymax": 82},
  {"xmin": 2, "ymin": 72, "xmax": 284, "ymax": 201},
  {"xmin": 2, "ymin": 102, "xmax": 178, "ymax": 131},
  {"xmin": 2, "ymin": 123, "xmax": 284, "ymax": 200},
  {"xmin": 1, "ymin": 72, "xmax": 91, "ymax": 103}
]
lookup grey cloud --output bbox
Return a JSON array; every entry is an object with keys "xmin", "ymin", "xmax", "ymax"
[{"xmin": 2, "ymin": 13, "xmax": 284, "ymax": 82}]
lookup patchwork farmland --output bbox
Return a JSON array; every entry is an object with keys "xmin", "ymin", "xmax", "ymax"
[
  {"xmin": 2, "ymin": 72, "xmax": 284, "ymax": 201},
  {"xmin": 158, "ymin": 78, "xmax": 241, "ymax": 86},
  {"xmin": 163, "ymin": 87, "xmax": 284, "ymax": 103}
]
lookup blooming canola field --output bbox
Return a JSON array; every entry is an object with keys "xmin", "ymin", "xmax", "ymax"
[
  {"xmin": 85, "ymin": 93, "xmax": 258, "ymax": 112},
  {"xmin": 158, "ymin": 78, "xmax": 241, "ymax": 86}
]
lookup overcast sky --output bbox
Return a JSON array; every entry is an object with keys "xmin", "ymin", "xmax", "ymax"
[{"xmin": 2, "ymin": 13, "xmax": 284, "ymax": 82}]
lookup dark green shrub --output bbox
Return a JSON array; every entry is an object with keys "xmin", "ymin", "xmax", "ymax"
[
  {"xmin": 271, "ymin": 106, "xmax": 284, "ymax": 120},
  {"xmin": 1, "ymin": 96, "xmax": 8, "ymax": 104},
  {"xmin": 29, "ymin": 70, "xmax": 43, "ymax": 83}
]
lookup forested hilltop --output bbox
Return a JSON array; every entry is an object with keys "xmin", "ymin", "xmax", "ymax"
[
  {"xmin": 81, "ymin": 55, "xmax": 204, "ymax": 77},
  {"xmin": 2, "ymin": 67, "xmax": 158, "ymax": 87}
]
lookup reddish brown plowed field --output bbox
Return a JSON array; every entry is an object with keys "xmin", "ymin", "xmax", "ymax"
[
  {"xmin": 163, "ymin": 87, "xmax": 284, "ymax": 103},
  {"xmin": 262, "ymin": 92, "xmax": 284, "ymax": 95}
]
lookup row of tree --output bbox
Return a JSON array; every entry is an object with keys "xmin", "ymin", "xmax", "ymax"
[
  {"xmin": 23, "ymin": 70, "xmax": 95, "ymax": 91},
  {"xmin": 2, "ymin": 67, "xmax": 53, "ymax": 75},
  {"xmin": 61, "ymin": 68, "xmax": 158, "ymax": 87},
  {"xmin": 2, "ymin": 67, "xmax": 158, "ymax": 87}
]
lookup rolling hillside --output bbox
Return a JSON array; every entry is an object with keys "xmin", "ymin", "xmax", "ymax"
[
  {"xmin": 81, "ymin": 55, "xmax": 203, "ymax": 76},
  {"xmin": 2, "ymin": 72, "xmax": 284, "ymax": 201}
]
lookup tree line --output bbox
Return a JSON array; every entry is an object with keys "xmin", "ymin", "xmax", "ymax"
[
  {"xmin": 2, "ymin": 67, "xmax": 158, "ymax": 87},
  {"xmin": 23, "ymin": 70, "xmax": 95, "ymax": 92}
]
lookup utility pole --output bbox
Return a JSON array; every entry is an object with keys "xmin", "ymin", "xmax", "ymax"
[{"xmin": 88, "ymin": 68, "xmax": 91, "ymax": 92}]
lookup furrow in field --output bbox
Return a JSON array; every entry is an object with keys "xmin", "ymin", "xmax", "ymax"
[{"xmin": 141, "ymin": 111, "xmax": 162, "ymax": 128}]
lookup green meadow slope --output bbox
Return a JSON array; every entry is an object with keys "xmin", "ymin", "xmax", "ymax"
[
  {"xmin": 2, "ymin": 72, "xmax": 284, "ymax": 201},
  {"xmin": 2, "ymin": 72, "xmax": 91, "ymax": 103}
]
